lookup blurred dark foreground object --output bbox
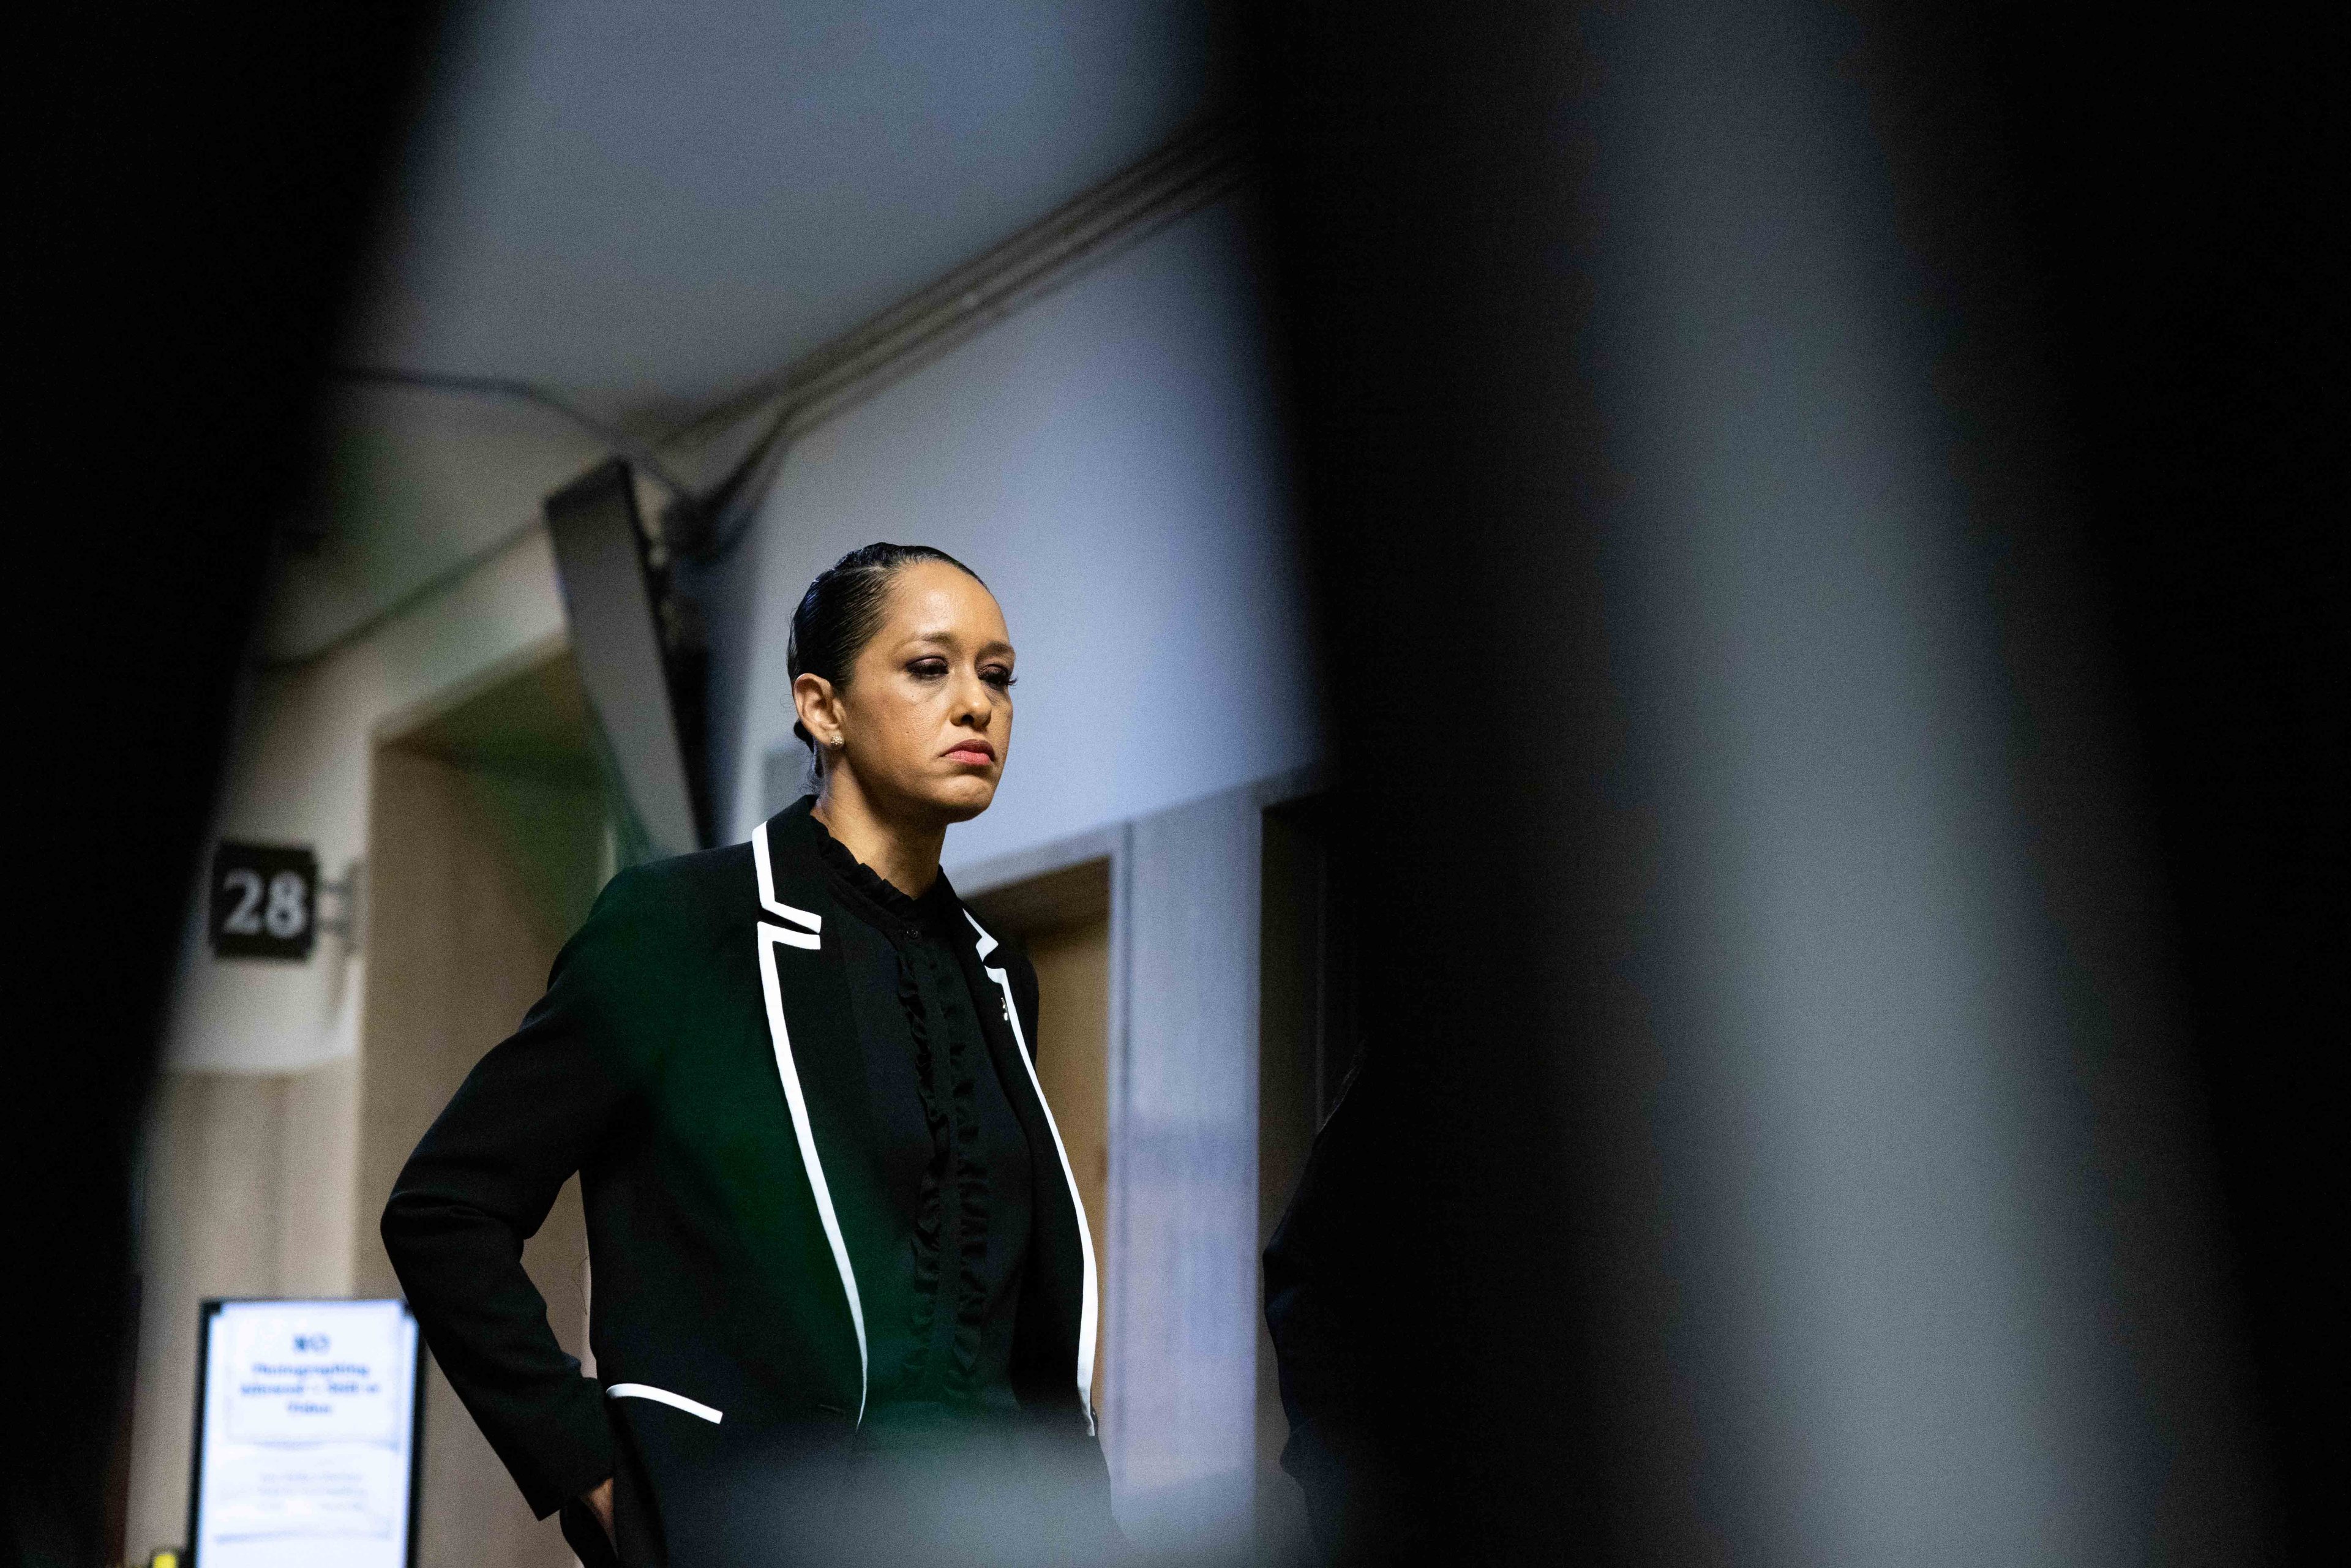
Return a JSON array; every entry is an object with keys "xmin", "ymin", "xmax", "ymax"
[
  {"xmin": 1251, "ymin": 2, "xmax": 2341, "ymax": 1563},
  {"xmin": 558, "ymin": 1408, "xmax": 1128, "ymax": 1568},
  {"xmin": 7, "ymin": 9, "xmax": 448, "ymax": 1564}
]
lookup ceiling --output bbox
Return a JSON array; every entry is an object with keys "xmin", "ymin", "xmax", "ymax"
[
  {"xmin": 266, "ymin": 0, "xmax": 1225, "ymax": 664},
  {"xmin": 350, "ymin": 0, "xmax": 1226, "ymax": 426}
]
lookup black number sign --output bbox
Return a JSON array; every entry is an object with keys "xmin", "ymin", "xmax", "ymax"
[{"xmin": 210, "ymin": 842, "xmax": 318, "ymax": 959}]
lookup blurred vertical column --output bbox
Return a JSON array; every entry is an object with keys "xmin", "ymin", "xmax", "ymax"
[
  {"xmin": 16, "ymin": 7, "xmax": 452, "ymax": 1566},
  {"xmin": 1250, "ymin": 2, "xmax": 2305, "ymax": 1561}
]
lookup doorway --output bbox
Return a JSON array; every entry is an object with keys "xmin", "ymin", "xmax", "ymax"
[
  {"xmin": 966, "ymin": 857, "xmax": 1114, "ymax": 1417},
  {"xmin": 358, "ymin": 643, "xmax": 609, "ymax": 1568},
  {"xmin": 1257, "ymin": 793, "xmax": 1359, "ymax": 1562}
]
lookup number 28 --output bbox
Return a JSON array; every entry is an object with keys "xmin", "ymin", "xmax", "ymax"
[{"xmin": 223, "ymin": 868, "xmax": 307, "ymax": 939}]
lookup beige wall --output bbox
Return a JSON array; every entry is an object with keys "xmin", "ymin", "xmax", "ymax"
[
  {"xmin": 167, "ymin": 549, "xmax": 572, "ymax": 1079},
  {"xmin": 359, "ymin": 717, "xmax": 604, "ymax": 1568},
  {"xmin": 123, "ymin": 1059, "xmax": 363, "ymax": 1559},
  {"xmin": 124, "ymin": 653, "xmax": 606, "ymax": 1567}
]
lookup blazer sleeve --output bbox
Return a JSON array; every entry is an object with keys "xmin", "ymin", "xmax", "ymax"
[{"xmin": 380, "ymin": 866, "xmax": 666, "ymax": 1519}]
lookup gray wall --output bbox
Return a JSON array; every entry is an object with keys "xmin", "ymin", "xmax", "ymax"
[
  {"xmin": 1111, "ymin": 786, "xmax": 1265, "ymax": 1554},
  {"xmin": 706, "ymin": 192, "xmax": 1320, "ymax": 872},
  {"xmin": 961, "ymin": 771, "xmax": 1316, "ymax": 1557}
]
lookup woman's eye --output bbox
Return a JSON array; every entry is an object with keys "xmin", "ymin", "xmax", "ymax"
[
  {"xmin": 909, "ymin": 659, "xmax": 948, "ymax": 679},
  {"xmin": 983, "ymin": 669, "xmax": 1016, "ymax": 691}
]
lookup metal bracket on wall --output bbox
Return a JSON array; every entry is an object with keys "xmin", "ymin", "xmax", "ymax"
[{"xmin": 315, "ymin": 858, "xmax": 366, "ymax": 951}]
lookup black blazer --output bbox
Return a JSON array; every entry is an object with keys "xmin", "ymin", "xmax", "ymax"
[{"xmin": 381, "ymin": 798, "xmax": 1102, "ymax": 1565}]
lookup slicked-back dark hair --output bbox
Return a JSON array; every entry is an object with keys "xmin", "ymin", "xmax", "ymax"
[{"xmin": 788, "ymin": 542, "xmax": 988, "ymax": 756}]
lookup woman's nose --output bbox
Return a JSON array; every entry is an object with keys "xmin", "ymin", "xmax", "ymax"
[{"xmin": 952, "ymin": 674, "xmax": 992, "ymax": 726}]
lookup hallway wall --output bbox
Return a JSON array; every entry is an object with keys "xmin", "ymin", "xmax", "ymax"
[
  {"xmin": 122, "ymin": 1060, "xmax": 362, "ymax": 1558},
  {"xmin": 357, "ymin": 708, "xmax": 606, "ymax": 1568},
  {"xmin": 125, "ymin": 653, "xmax": 609, "ymax": 1568},
  {"xmin": 707, "ymin": 192, "xmax": 1319, "ymax": 873}
]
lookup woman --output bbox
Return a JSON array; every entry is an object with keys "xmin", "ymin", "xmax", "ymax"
[{"xmin": 383, "ymin": 544, "xmax": 1119, "ymax": 1567}]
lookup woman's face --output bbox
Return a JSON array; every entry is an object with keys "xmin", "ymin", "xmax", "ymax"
[{"xmin": 803, "ymin": 560, "xmax": 1014, "ymax": 824}]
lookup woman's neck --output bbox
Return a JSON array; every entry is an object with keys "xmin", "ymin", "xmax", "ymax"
[{"xmin": 811, "ymin": 772, "xmax": 946, "ymax": 897}]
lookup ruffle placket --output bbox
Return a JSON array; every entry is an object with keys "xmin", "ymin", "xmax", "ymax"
[{"xmin": 809, "ymin": 823, "xmax": 994, "ymax": 1402}]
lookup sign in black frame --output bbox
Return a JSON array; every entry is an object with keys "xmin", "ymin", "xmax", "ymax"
[
  {"xmin": 208, "ymin": 843, "xmax": 320, "ymax": 960},
  {"xmin": 184, "ymin": 1298, "xmax": 427, "ymax": 1568}
]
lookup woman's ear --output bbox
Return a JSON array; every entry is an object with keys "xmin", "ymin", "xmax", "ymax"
[{"xmin": 791, "ymin": 672, "xmax": 841, "ymax": 751}]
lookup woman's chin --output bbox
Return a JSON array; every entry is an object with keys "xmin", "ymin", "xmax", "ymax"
[{"xmin": 925, "ymin": 774, "xmax": 999, "ymax": 822}]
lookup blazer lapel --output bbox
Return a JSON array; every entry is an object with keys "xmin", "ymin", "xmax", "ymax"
[{"xmin": 750, "ymin": 800, "xmax": 877, "ymax": 1420}]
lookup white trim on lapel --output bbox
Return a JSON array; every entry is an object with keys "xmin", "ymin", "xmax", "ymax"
[
  {"xmin": 965, "ymin": 909, "xmax": 1100, "ymax": 1434},
  {"xmin": 752, "ymin": 823, "xmax": 867, "ymax": 1423},
  {"xmin": 752, "ymin": 819, "xmax": 823, "ymax": 934}
]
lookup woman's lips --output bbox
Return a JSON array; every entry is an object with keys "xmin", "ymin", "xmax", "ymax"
[{"xmin": 944, "ymin": 742, "xmax": 996, "ymax": 765}]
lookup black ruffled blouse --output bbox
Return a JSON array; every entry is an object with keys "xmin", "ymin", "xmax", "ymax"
[{"xmin": 809, "ymin": 819, "xmax": 1034, "ymax": 1417}]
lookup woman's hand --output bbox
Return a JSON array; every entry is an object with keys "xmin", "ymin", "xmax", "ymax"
[{"xmin": 582, "ymin": 1477, "xmax": 616, "ymax": 1548}]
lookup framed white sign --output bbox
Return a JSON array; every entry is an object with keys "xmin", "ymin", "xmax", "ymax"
[{"xmin": 187, "ymin": 1299, "xmax": 424, "ymax": 1568}]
